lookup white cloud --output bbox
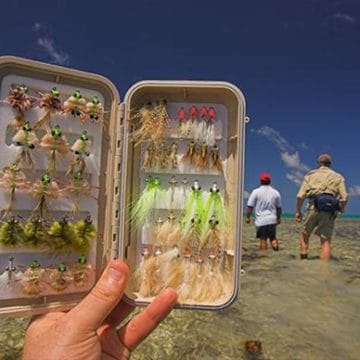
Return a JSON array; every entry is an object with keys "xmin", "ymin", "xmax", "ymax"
[
  {"xmin": 333, "ymin": 12, "xmax": 357, "ymax": 25},
  {"xmin": 299, "ymin": 142, "xmax": 309, "ymax": 150},
  {"xmin": 33, "ymin": 23, "xmax": 70, "ymax": 65},
  {"xmin": 281, "ymin": 152, "xmax": 310, "ymax": 172},
  {"xmin": 349, "ymin": 186, "xmax": 360, "ymax": 197},
  {"xmin": 255, "ymin": 126, "xmax": 294, "ymax": 153},
  {"xmin": 285, "ymin": 172, "xmax": 303, "ymax": 186},
  {"xmin": 255, "ymin": 126, "xmax": 310, "ymax": 186},
  {"xmin": 33, "ymin": 22, "xmax": 41, "ymax": 32},
  {"xmin": 37, "ymin": 37, "xmax": 69, "ymax": 65}
]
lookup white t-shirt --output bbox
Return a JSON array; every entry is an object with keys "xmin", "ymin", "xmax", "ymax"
[{"xmin": 247, "ymin": 185, "xmax": 282, "ymax": 226}]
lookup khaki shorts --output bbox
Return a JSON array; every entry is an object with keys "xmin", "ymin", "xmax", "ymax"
[{"xmin": 303, "ymin": 205, "xmax": 336, "ymax": 240}]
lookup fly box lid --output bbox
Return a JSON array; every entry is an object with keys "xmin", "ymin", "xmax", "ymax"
[
  {"xmin": 0, "ymin": 56, "xmax": 120, "ymax": 316},
  {"xmin": 0, "ymin": 56, "xmax": 247, "ymax": 316}
]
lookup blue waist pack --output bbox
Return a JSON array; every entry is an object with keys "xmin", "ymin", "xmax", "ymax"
[{"xmin": 313, "ymin": 193, "xmax": 340, "ymax": 212}]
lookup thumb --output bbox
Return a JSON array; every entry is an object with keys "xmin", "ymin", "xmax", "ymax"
[{"xmin": 68, "ymin": 260, "xmax": 129, "ymax": 331}]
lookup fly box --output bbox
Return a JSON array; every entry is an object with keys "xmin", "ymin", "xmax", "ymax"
[{"xmin": 0, "ymin": 56, "xmax": 247, "ymax": 316}]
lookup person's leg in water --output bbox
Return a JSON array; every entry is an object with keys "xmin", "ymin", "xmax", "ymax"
[
  {"xmin": 320, "ymin": 236, "xmax": 331, "ymax": 260},
  {"xmin": 300, "ymin": 231, "xmax": 310, "ymax": 259},
  {"xmin": 269, "ymin": 225, "xmax": 278, "ymax": 251},
  {"xmin": 256, "ymin": 226, "xmax": 268, "ymax": 250},
  {"xmin": 259, "ymin": 238, "xmax": 268, "ymax": 250},
  {"xmin": 270, "ymin": 238, "xmax": 279, "ymax": 251},
  {"xmin": 316, "ymin": 213, "xmax": 334, "ymax": 261}
]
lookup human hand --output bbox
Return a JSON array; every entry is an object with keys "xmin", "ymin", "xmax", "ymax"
[
  {"xmin": 295, "ymin": 211, "xmax": 302, "ymax": 222},
  {"xmin": 277, "ymin": 218, "xmax": 281, "ymax": 225},
  {"xmin": 245, "ymin": 218, "xmax": 251, "ymax": 224},
  {"xmin": 23, "ymin": 260, "xmax": 177, "ymax": 360}
]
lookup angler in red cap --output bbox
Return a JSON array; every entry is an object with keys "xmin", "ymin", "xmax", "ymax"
[{"xmin": 246, "ymin": 172, "xmax": 282, "ymax": 251}]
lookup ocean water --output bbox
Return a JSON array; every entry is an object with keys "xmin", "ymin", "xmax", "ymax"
[
  {"xmin": 281, "ymin": 213, "xmax": 360, "ymax": 220},
  {"xmin": 0, "ymin": 219, "xmax": 359, "ymax": 359},
  {"xmin": 130, "ymin": 218, "xmax": 360, "ymax": 360}
]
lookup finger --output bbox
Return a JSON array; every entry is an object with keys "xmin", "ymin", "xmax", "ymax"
[
  {"xmin": 68, "ymin": 260, "xmax": 129, "ymax": 331},
  {"xmin": 118, "ymin": 288, "xmax": 177, "ymax": 351},
  {"xmin": 104, "ymin": 299, "xmax": 135, "ymax": 327}
]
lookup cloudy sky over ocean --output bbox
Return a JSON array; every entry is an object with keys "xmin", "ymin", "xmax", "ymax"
[{"xmin": 1, "ymin": 0, "xmax": 359, "ymax": 213}]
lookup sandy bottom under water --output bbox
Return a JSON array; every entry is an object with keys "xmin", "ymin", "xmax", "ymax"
[{"xmin": 0, "ymin": 219, "xmax": 359, "ymax": 360}]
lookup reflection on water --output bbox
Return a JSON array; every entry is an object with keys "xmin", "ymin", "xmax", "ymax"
[{"xmin": 1, "ymin": 219, "xmax": 359, "ymax": 359}]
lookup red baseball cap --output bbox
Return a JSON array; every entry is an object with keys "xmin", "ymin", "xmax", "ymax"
[{"xmin": 260, "ymin": 172, "xmax": 271, "ymax": 182}]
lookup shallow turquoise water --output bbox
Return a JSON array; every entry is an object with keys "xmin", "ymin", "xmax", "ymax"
[{"xmin": 0, "ymin": 219, "xmax": 359, "ymax": 359}]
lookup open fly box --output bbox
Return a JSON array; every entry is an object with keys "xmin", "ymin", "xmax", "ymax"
[{"xmin": 0, "ymin": 56, "xmax": 247, "ymax": 316}]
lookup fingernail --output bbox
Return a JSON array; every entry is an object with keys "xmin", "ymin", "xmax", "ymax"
[
  {"xmin": 160, "ymin": 288, "xmax": 178, "ymax": 305},
  {"xmin": 107, "ymin": 264, "xmax": 123, "ymax": 282}
]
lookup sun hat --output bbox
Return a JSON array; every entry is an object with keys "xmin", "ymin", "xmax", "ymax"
[{"xmin": 317, "ymin": 154, "xmax": 332, "ymax": 165}]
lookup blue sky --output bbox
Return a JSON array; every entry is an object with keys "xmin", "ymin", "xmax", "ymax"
[{"xmin": 1, "ymin": 0, "xmax": 359, "ymax": 213}]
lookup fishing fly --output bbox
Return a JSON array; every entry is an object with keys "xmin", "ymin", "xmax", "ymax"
[
  {"xmin": 74, "ymin": 216, "xmax": 97, "ymax": 255},
  {"xmin": 63, "ymin": 89, "xmax": 86, "ymax": 118},
  {"xmin": 131, "ymin": 176, "xmax": 165, "ymax": 227},
  {"xmin": 4, "ymin": 84, "xmax": 36, "ymax": 124},
  {"xmin": 39, "ymin": 125, "xmax": 70, "ymax": 173},
  {"xmin": 49, "ymin": 263, "xmax": 70, "ymax": 291},
  {"xmin": 62, "ymin": 170, "xmax": 97, "ymax": 214},
  {"xmin": 30, "ymin": 172, "xmax": 61, "ymax": 218},
  {"xmin": 182, "ymin": 180, "xmax": 204, "ymax": 235},
  {"xmin": 23, "ymin": 216, "xmax": 49, "ymax": 249},
  {"xmin": 67, "ymin": 130, "xmax": 92, "ymax": 175},
  {"xmin": 0, "ymin": 163, "xmax": 30, "ymax": 218},
  {"xmin": 202, "ymin": 182, "xmax": 226, "ymax": 234},
  {"xmin": 34, "ymin": 87, "xmax": 62, "ymax": 131},
  {"xmin": 0, "ymin": 216, "xmax": 25, "ymax": 248},
  {"xmin": 81, "ymin": 96, "xmax": 104, "ymax": 125},
  {"xmin": 12, "ymin": 122, "xmax": 39, "ymax": 169},
  {"xmin": 21, "ymin": 260, "xmax": 45, "ymax": 296},
  {"xmin": 47, "ymin": 216, "xmax": 81, "ymax": 254}
]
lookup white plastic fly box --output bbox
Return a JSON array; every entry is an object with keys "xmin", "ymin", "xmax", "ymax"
[{"xmin": 0, "ymin": 56, "xmax": 247, "ymax": 316}]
